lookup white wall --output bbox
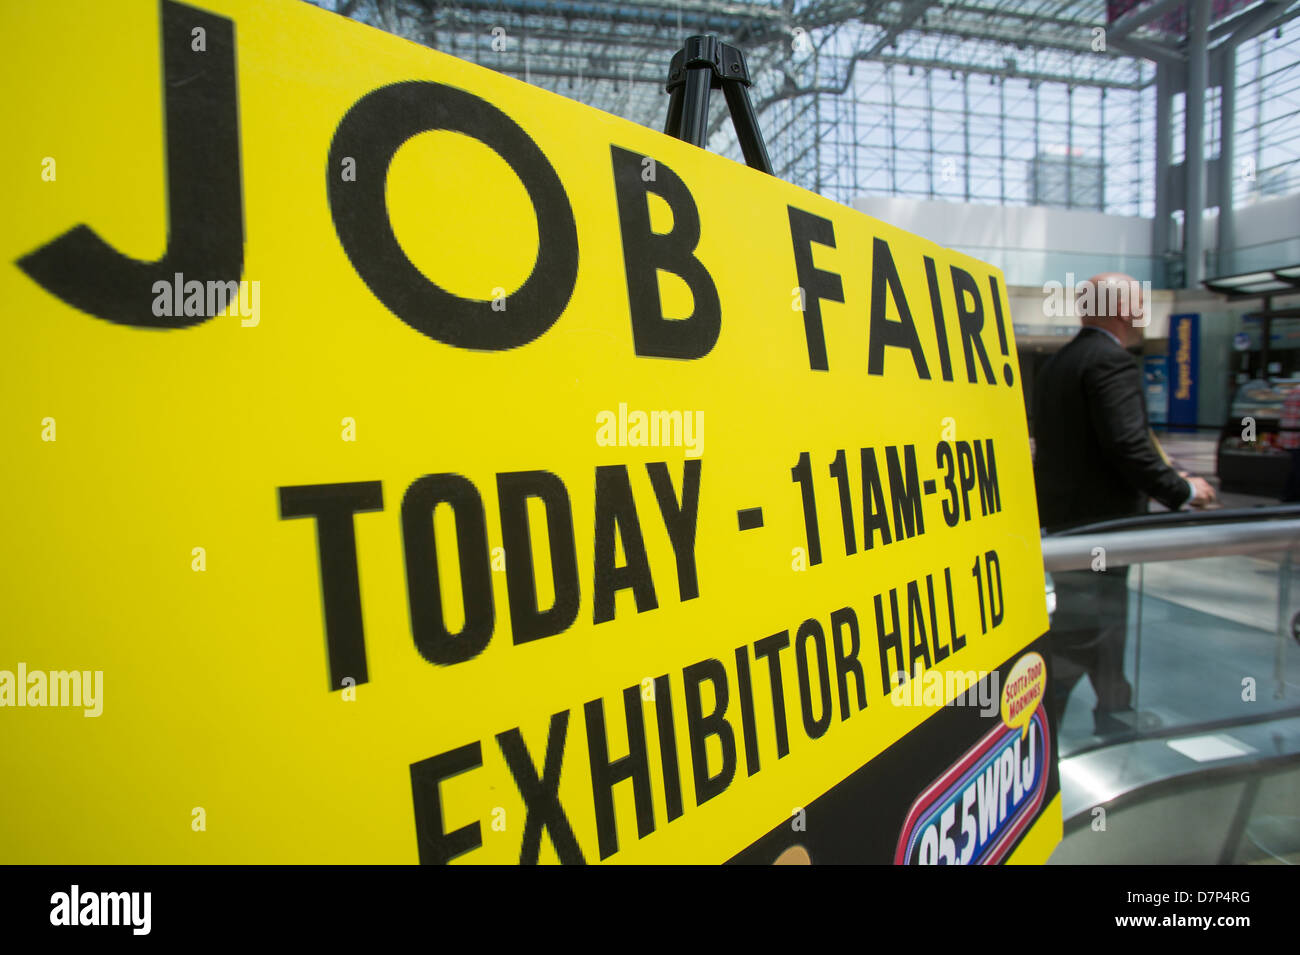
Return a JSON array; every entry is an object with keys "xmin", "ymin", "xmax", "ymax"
[
  {"xmin": 852, "ymin": 196, "xmax": 1152, "ymax": 256},
  {"xmin": 1235, "ymin": 193, "xmax": 1300, "ymax": 248},
  {"xmin": 845, "ymin": 196, "xmax": 1166, "ymax": 334},
  {"xmin": 850, "ymin": 192, "xmax": 1300, "ymax": 336},
  {"xmin": 851, "ymin": 196, "xmax": 1156, "ymax": 286},
  {"xmin": 1228, "ymin": 193, "xmax": 1300, "ymax": 273},
  {"xmin": 851, "ymin": 192, "xmax": 1300, "ymax": 285}
]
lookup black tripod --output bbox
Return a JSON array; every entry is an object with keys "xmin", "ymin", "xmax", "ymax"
[{"xmin": 663, "ymin": 35, "xmax": 773, "ymax": 176}]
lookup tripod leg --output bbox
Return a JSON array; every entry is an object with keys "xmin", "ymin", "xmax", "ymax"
[
  {"xmin": 722, "ymin": 81, "xmax": 774, "ymax": 175},
  {"xmin": 678, "ymin": 66, "xmax": 713, "ymax": 147},
  {"xmin": 664, "ymin": 86, "xmax": 684, "ymax": 137}
]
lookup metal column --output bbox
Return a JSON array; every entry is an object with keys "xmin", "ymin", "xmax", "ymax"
[
  {"xmin": 1184, "ymin": 0, "xmax": 1210, "ymax": 288},
  {"xmin": 1154, "ymin": 63, "xmax": 1173, "ymax": 282},
  {"xmin": 962, "ymin": 71, "xmax": 970, "ymax": 202},
  {"xmin": 1217, "ymin": 41, "xmax": 1238, "ymax": 275}
]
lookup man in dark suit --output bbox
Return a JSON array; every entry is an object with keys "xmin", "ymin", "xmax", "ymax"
[{"xmin": 1034, "ymin": 272, "xmax": 1215, "ymax": 734}]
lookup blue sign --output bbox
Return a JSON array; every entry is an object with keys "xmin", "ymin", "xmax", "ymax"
[
  {"xmin": 1144, "ymin": 355, "xmax": 1168, "ymax": 425},
  {"xmin": 1167, "ymin": 313, "xmax": 1199, "ymax": 430}
]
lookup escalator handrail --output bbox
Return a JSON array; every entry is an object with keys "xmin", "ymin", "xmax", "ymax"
[
  {"xmin": 1047, "ymin": 503, "xmax": 1300, "ymax": 538},
  {"xmin": 1040, "ymin": 516, "xmax": 1300, "ymax": 570}
]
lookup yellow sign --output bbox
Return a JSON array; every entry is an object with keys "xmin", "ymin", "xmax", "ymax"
[{"xmin": 0, "ymin": 0, "xmax": 1056, "ymax": 863}]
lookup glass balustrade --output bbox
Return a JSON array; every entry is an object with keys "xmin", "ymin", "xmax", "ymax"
[{"xmin": 1041, "ymin": 509, "xmax": 1300, "ymax": 864}]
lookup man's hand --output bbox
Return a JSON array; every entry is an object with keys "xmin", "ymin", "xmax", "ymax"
[{"xmin": 1188, "ymin": 476, "xmax": 1217, "ymax": 507}]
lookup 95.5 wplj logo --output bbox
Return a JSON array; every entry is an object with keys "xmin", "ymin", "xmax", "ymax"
[
  {"xmin": 895, "ymin": 652, "xmax": 1050, "ymax": 864},
  {"xmin": 728, "ymin": 642, "xmax": 1057, "ymax": 865}
]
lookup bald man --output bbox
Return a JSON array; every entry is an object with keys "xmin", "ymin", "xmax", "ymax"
[{"xmin": 1034, "ymin": 272, "xmax": 1215, "ymax": 735}]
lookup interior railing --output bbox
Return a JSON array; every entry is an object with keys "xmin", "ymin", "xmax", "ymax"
[{"xmin": 1039, "ymin": 506, "xmax": 1300, "ymax": 864}]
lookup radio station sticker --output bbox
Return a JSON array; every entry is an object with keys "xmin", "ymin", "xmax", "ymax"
[{"xmin": 894, "ymin": 650, "xmax": 1050, "ymax": 865}]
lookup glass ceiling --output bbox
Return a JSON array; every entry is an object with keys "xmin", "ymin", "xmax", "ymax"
[{"xmin": 315, "ymin": 1, "xmax": 1300, "ymax": 215}]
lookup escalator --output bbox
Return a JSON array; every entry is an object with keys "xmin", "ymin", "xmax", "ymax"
[{"xmin": 1041, "ymin": 506, "xmax": 1300, "ymax": 864}]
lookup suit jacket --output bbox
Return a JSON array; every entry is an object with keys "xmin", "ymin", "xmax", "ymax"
[{"xmin": 1033, "ymin": 327, "xmax": 1189, "ymax": 533}]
